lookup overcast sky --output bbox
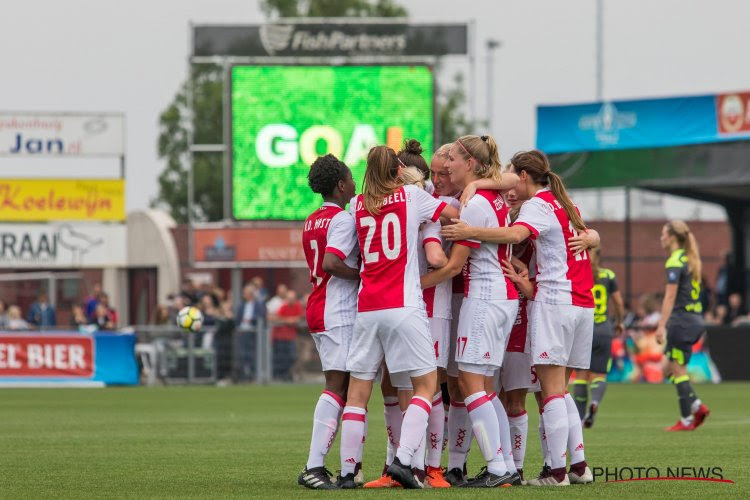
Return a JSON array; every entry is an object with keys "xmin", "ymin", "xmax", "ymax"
[{"xmin": 1, "ymin": 0, "xmax": 748, "ymax": 213}]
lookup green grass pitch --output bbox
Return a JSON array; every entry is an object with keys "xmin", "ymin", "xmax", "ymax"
[{"xmin": 1, "ymin": 383, "xmax": 746, "ymax": 498}]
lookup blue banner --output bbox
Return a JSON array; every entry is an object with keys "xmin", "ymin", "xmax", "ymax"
[
  {"xmin": 537, "ymin": 93, "xmax": 750, "ymax": 154},
  {"xmin": 0, "ymin": 332, "xmax": 138, "ymax": 386}
]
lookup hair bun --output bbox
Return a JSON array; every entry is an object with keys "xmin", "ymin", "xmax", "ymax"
[
  {"xmin": 404, "ymin": 139, "xmax": 423, "ymax": 156},
  {"xmin": 480, "ymin": 135, "xmax": 488, "ymax": 142}
]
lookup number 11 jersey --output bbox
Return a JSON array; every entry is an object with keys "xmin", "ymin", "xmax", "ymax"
[{"xmin": 353, "ymin": 185, "xmax": 446, "ymax": 312}]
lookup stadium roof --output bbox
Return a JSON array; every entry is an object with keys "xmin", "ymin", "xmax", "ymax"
[{"xmin": 536, "ymin": 91, "xmax": 750, "ymax": 206}]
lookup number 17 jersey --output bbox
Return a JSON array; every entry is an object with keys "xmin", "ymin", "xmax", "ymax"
[{"xmin": 353, "ymin": 185, "xmax": 446, "ymax": 312}]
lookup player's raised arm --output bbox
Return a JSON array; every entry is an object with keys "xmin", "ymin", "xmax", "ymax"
[{"xmin": 441, "ymin": 219, "xmax": 531, "ymax": 245}]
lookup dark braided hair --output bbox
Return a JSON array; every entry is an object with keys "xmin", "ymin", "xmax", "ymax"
[{"xmin": 308, "ymin": 154, "xmax": 350, "ymax": 197}]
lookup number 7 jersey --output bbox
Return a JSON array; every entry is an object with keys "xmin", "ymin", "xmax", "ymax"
[
  {"xmin": 353, "ymin": 185, "xmax": 446, "ymax": 312},
  {"xmin": 302, "ymin": 202, "xmax": 360, "ymax": 332}
]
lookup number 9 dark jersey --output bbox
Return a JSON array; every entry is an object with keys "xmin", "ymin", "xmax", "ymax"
[
  {"xmin": 665, "ymin": 249, "xmax": 702, "ymax": 316},
  {"xmin": 592, "ymin": 268, "xmax": 618, "ymax": 335}
]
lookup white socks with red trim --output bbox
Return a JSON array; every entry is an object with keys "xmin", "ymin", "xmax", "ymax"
[
  {"xmin": 564, "ymin": 392, "xmax": 586, "ymax": 466},
  {"xmin": 340, "ymin": 406, "xmax": 366, "ymax": 475},
  {"xmin": 306, "ymin": 391, "xmax": 344, "ymax": 469},
  {"xmin": 541, "ymin": 395, "xmax": 568, "ymax": 471},
  {"xmin": 426, "ymin": 393, "xmax": 445, "ymax": 468},
  {"xmin": 489, "ymin": 393, "xmax": 517, "ymax": 474},
  {"xmin": 395, "ymin": 396, "xmax": 432, "ymax": 467},
  {"xmin": 383, "ymin": 396, "xmax": 402, "ymax": 466},
  {"xmin": 465, "ymin": 391, "xmax": 508, "ymax": 476},
  {"xmin": 447, "ymin": 400, "xmax": 473, "ymax": 471},
  {"xmin": 507, "ymin": 410, "xmax": 529, "ymax": 471},
  {"xmin": 538, "ymin": 411, "xmax": 551, "ymax": 466}
]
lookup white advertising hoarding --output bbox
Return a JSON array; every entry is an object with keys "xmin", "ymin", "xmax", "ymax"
[
  {"xmin": 0, "ymin": 223, "xmax": 126, "ymax": 268},
  {"xmin": 0, "ymin": 113, "xmax": 124, "ymax": 157}
]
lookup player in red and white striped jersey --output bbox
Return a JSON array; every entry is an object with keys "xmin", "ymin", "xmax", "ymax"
[
  {"xmin": 429, "ymin": 144, "xmax": 475, "ymax": 484},
  {"xmin": 421, "ymin": 135, "xmax": 521, "ymax": 488},
  {"xmin": 442, "ymin": 150, "xmax": 596, "ymax": 486},
  {"xmin": 337, "ymin": 146, "xmax": 458, "ymax": 490},
  {"xmin": 299, "ymin": 154, "xmax": 360, "ymax": 490}
]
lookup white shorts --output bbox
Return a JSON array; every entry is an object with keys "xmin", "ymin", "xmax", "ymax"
[
  {"xmin": 447, "ymin": 294, "xmax": 463, "ymax": 377},
  {"xmin": 458, "ymin": 363, "xmax": 497, "ymax": 376},
  {"xmin": 347, "ymin": 307, "xmax": 437, "ymax": 381},
  {"xmin": 500, "ymin": 351, "xmax": 541, "ymax": 392},
  {"xmin": 429, "ymin": 317, "xmax": 450, "ymax": 369},
  {"xmin": 455, "ymin": 297, "xmax": 518, "ymax": 369},
  {"xmin": 312, "ymin": 325, "xmax": 353, "ymax": 372},
  {"xmin": 529, "ymin": 301, "xmax": 594, "ymax": 369}
]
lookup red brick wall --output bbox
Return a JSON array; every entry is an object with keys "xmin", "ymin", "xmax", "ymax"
[{"xmin": 591, "ymin": 219, "xmax": 731, "ymax": 306}]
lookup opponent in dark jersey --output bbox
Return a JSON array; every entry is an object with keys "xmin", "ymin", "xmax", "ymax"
[
  {"xmin": 572, "ymin": 248, "xmax": 624, "ymax": 428},
  {"xmin": 656, "ymin": 221, "xmax": 710, "ymax": 432}
]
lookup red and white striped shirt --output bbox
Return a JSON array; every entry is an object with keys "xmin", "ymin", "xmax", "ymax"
[
  {"xmin": 512, "ymin": 187, "xmax": 594, "ymax": 308},
  {"xmin": 455, "ymin": 190, "xmax": 518, "ymax": 301},
  {"xmin": 507, "ymin": 242, "xmax": 536, "ymax": 353},
  {"xmin": 354, "ymin": 185, "xmax": 446, "ymax": 312},
  {"xmin": 302, "ymin": 203, "xmax": 359, "ymax": 332},
  {"xmin": 421, "ymin": 196, "xmax": 461, "ymax": 319}
]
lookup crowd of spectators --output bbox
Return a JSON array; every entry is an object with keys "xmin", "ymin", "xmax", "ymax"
[{"xmin": 0, "ymin": 283, "xmax": 119, "ymax": 332}]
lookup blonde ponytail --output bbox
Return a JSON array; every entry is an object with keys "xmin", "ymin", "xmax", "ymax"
[
  {"xmin": 666, "ymin": 220, "xmax": 702, "ymax": 281},
  {"xmin": 548, "ymin": 171, "xmax": 586, "ymax": 232},
  {"xmin": 455, "ymin": 134, "xmax": 503, "ymax": 181}
]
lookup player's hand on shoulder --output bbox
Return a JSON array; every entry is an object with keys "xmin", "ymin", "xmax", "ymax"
[
  {"xmin": 460, "ymin": 182, "xmax": 477, "ymax": 207},
  {"xmin": 441, "ymin": 219, "xmax": 472, "ymax": 241}
]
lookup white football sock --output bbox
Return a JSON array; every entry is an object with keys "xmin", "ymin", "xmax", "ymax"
[
  {"xmin": 508, "ymin": 410, "xmax": 529, "ymax": 470},
  {"xmin": 564, "ymin": 393, "xmax": 586, "ymax": 465},
  {"xmin": 395, "ymin": 396, "xmax": 431, "ymax": 467},
  {"xmin": 383, "ymin": 397, "xmax": 401, "ymax": 466},
  {"xmin": 541, "ymin": 395, "xmax": 568, "ymax": 470},
  {"xmin": 426, "ymin": 393, "xmax": 445, "ymax": 468},
  {"xmin": 340, "ymin": 406, "xmax": 367, "ymax": 475},
  {"xmin": 447, "ymin": 400, "xmax": 473, "ymax": 470},
  {"xmin": 306, "ymin": 391, "xmax": 344, "ymax": 469},
  {"xmin": 489, "ymin": 393, "xmax": 517, "ymax": 474},
  {"xmin": 465, "ymin": 391, "xmax": 507, "ymax": 476},
  {"xmin": 356, "ymin": 409, "xmax": 368, "ymax": 466},
  {"xmin": 538, "ymin": 411, "xmax": 551, "ymax": 466}
]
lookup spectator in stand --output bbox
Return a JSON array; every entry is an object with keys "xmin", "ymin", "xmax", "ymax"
[
  {"xmin": 251, "ymin": 276, "xmax": 269, "ymax": 302},
  {"xmin": 70, "ymin": 305, "xmax": 89, "ymax": 330},
  {"xmin": 84, "ymin": 283, "xmax": 103, "ymax": 321},
  {"xmin": 151, "ymin": 305, "xmax": 171, "ymax": 325},
  {"xmin": 715, "ymin": 251, "xmax": 731, "ymax": 307},
  {"xmin": 266, "ymin": 284, "xmax": 288, "ymax": 317},
  {"xmin": 725, "ymin": 293, "xmax": 748, "ymax": 326},
  {"xmin": 0, "ymin": 300, "xmax": 8, "ymax": 329},
  {"xmin": 90, "ymin": 303, "xmax": 115, "ymax": 330},
  {"xmin": 200, "ymin": 294, "xmax": 218, "ymax": 327},
  {"xmin": 27, "ymin": 293, "xmax": 56, "ymax": 329},
  {"xmin": 99, "ymin": 293, "xmax": 118, "ymax": 327},
  {"xmin": 8, "ymin": 305, "xmax": 30, "ymax": 330},
  {"xmin": 181, "ymin": 278, "xmax": 199, "ymax": 304},
  {"xmin": 271, "ymin": 290, "xmax": 303, "ymax": 381},
  {"xmin": 235, "ymin": 284, "xmax": 266, "ymax": 330}
]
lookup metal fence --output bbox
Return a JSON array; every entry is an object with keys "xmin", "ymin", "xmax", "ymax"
[{"xmin": 129, "ymin": 319, "xmax": 320, "ymax": 386}]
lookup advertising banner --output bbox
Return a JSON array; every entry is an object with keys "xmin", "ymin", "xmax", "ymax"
[
  {"xmin": 0, "ymin": 113, "xmax": 124, "ymax": 157},
  {"xmin": 193, "ymin": 226, "xmax": 304, "ymax": 264},
  {"xmin": 194, "ymin": 22, "xmax": 468, "ymax": 57},
  {"xmin": 231, "ymin": 65, "xmax": 433, "ymax": 220},
  {"xmin": 537, "ymin": 91, "xmax": 750, "ymax": 154},
  {"xmin": 0, "ymin": 332, "xmax": 138, "ymax": 385},
  {"xmin": 0, "ymin": 223, "xmax": 126, "ymax": 268},
  {"xmin": 0, "ymin": 179, "xmax": 125, "ymax": 221}
]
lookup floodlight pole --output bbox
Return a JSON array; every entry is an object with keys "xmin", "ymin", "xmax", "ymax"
[{"xmin": 486, "ymin": 39, "xmax": 501, "ymax": 134}]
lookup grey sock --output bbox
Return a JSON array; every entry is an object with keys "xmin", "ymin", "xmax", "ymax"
[
  {"xmin": 572, "ymin": 381, "xmax": 588, "ymax": 420},
  {"xmin": 590, "ymin": 378, "xmax": 607, "ymax": 407}
]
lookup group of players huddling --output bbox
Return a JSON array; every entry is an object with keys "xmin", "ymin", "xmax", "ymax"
[{"xmin": 298, "ymin": 135, "xmax": 710, "ymax": 490}]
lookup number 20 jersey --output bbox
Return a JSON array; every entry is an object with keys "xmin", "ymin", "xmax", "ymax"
[
  {"xmin": 302, "ymin": 203, "xmax": 359, "ymax": 332},
  {"xmin": 352, "ymin": 185, "xmax": 446, "ymax": 312}
]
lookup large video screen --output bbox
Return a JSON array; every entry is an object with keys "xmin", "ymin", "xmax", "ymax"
[{"xmin": 231, "ymin": 65, "xmax": 434, "ymax": 220}]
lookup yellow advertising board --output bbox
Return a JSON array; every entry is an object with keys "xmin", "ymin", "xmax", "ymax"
[{"xmin": 0, "ymin": 179, "xmax": 125, "ymax": 221}]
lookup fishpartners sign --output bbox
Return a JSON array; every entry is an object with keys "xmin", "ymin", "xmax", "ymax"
[{"xmin": 231, "ymin": 65, "xmax": 433, "ymax": 220}]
